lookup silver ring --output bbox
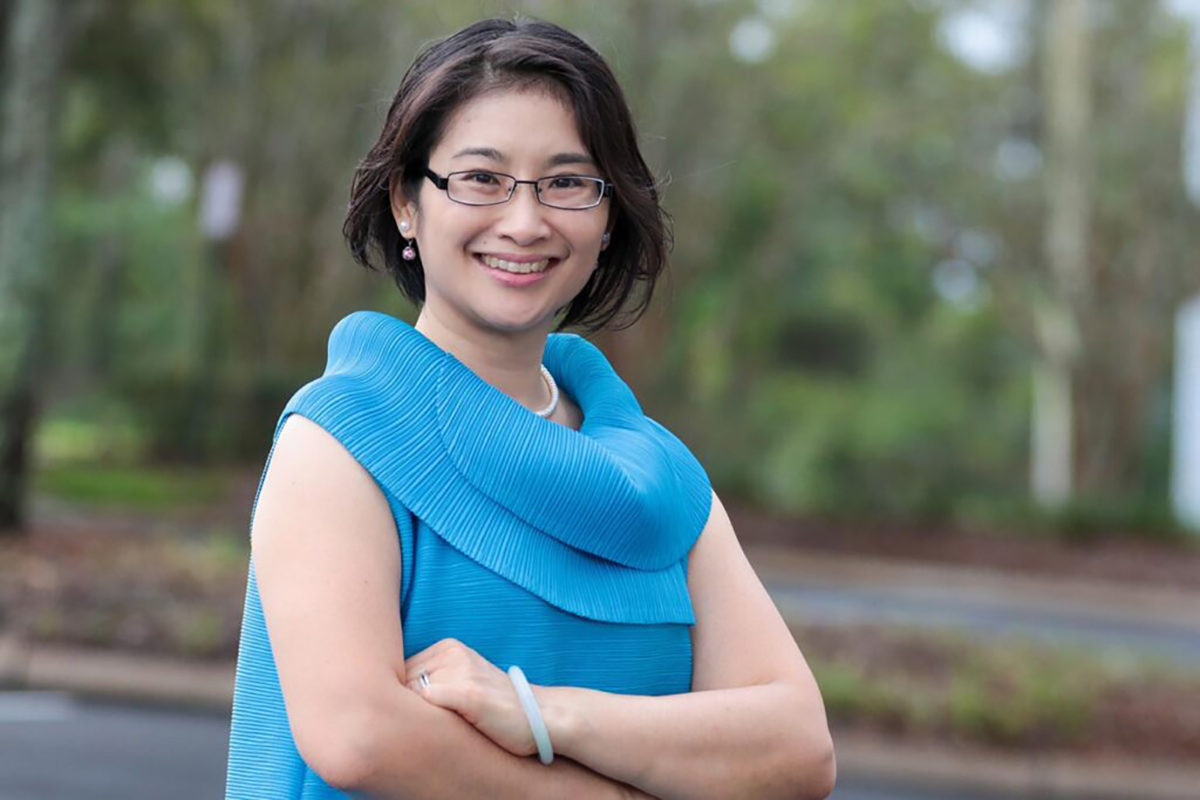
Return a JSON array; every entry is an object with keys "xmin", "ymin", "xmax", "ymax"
[{"xmin": 418, "ymin": 670, "xmax": 430, "ymax": 690}]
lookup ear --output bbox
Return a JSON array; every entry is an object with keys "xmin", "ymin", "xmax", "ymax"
[
  {"xmin": 601, "ymin": 209, "xmax": 617, "ymax": 251},
  {"xmin": 389, "ymin": 176, "xmax": 418, "ymax": 236}
]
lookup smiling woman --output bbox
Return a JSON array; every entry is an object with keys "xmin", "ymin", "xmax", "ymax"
[
  {"xmin": 397, "ymin": 88, "xmax": 612, "ymax": 326},
  {"xmin": 225, "ymin": 15, "xmax": 835, "ymax": 800},
  {"xmin": 343, "ymin": 18, "xmax": 669, "ymax": 342}
]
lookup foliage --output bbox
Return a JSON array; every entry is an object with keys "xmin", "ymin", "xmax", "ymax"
[
  {"xmin": 802, "ymin": 621, "xmax": 1199, "ymax": 755},
  {"xmin": 30, "ymin": 0, "xmax": 1200, "ymax": 530}
]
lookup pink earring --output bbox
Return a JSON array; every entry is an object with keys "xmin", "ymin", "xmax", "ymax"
[{"xmin": 402, "ymin": 239, "xmax": 417, "ymax": 261}]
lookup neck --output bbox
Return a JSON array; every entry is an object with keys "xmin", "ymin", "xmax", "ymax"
[{"xmin": 414, "ymin": 304, "xmax": 553, "ymax": 413}]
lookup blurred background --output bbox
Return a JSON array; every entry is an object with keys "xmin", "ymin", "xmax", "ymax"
[{"xmin": 1, "ymin": 0, "xmax": 1199, "ymax": 798}]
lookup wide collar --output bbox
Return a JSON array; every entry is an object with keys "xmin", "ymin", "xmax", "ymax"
[{"xmin": 275, "ymin": 310, "xmax": 712, "ymax": 624}]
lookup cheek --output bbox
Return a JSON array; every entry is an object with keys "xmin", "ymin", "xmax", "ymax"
[
  {"xmin": 417, "ymin": 216, "xmax": 484, "ymax": 265},
  {"xmin": 568, "ymin": 219, "xmax": 608, "ymax": 253},
  {"xmin": 568, "ymin": 258, "xmax": 602, "ymax": 295}
]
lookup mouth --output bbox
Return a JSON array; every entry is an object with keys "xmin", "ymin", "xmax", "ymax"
[{"xmin": 475, "ymin": 253, "xmax": 562, "ymax": 275}]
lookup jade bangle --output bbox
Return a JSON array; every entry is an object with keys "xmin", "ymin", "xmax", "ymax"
[{"xmin": 507, "ymin": 665, "xmax": 554, "ymax": 765}]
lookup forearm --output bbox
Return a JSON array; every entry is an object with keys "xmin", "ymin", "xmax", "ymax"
[
  {"xmin": 347, "ymin": 682, "xmax": 649, "ymax": 799},
  {"xmin": 535, "ymin": 682, "xmax": 834, "ymax": 800}
]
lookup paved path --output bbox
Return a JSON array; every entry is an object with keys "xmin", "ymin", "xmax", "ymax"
[
  {"xmin": 0, "ymin": 693, "xmax": 228, "ymax": 799},
  {"xmin": 749, "ymin": 546, "xmax": 1200, "ymax": 668},
  {"xmin": 765, "ymin": 580, "xmax": 1200, "ymax": 665}
]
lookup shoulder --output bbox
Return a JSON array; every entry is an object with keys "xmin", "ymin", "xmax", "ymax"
[
  {"xmin": 274, "ymin": 310, "xmax": 433, "ymax": 443},
  {"xmin": 257, "ymin": 414, "xmax": 387, "ymax": 532}
]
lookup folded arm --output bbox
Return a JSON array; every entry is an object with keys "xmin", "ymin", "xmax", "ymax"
[
  {"xmin": 535, "ymin": 491, "xmax": 835, "ymax": 798},
  {"xmin": 406, "ymin": 490, "xmax": 835, "ymax": 800},
  {"xmin": 252, "ymin": 414, "xmax": 648, "ymax": 799},
  {"xmin": 534, "ymin": 680, "xmax": 830, "ymax": 800}
]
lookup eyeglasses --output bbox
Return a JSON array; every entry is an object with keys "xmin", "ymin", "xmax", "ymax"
[{"xmin": 424, "ymin": 167, "xmax": 613, "ymax": 210}]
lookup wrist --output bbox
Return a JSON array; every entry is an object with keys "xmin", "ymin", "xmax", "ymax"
[{"xmin": 531, "ymin": 684, "xmax": 585, "ymax": 758}]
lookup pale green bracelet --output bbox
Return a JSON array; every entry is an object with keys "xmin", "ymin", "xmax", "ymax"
[{"xmin": 507, "ymin": 665, "xmax": 554, "ymax": 765}]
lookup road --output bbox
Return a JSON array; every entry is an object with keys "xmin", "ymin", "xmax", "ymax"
[
  {"xmin": 0, "ymin": 692, "xmax": 1027, "ymax": 799},
  {"xmin": 765, "ymin": 579, "xmax": 1200, "ymax": 667},
  {"xmin": 0, "ymin": 693, "xmax": 226, "ymax": 799}
]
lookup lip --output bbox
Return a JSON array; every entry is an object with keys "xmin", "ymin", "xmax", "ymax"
[
  {"xmin": 475, "ymin": 253, "xmax": 561, "ymax": 287},
  {"xmin": 476, "ymin": 252, "xmax": 563, "ymax": 263}
]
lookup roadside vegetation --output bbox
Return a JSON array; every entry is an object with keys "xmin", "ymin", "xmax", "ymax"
[
  {"xmin": 797, "ymin": 622, "xmax": 1200, "ymax": 760},
  {"xmin": 3, "ymin": 444, "xmax": 1197, "ymax": 761}
]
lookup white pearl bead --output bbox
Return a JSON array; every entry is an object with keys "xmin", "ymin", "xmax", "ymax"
[{"xmin": 534, "ymin": 364, "xmax": 559, "ymax": 418}]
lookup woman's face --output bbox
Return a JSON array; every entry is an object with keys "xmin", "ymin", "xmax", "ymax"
[{"xmin": 393, "ymin": 87, "xmax": 612, "ymax": 336}]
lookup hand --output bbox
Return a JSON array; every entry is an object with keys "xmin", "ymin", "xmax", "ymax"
[{"xmin": 404, "ymin": 638, "xmax": 538, "ymax": 758}]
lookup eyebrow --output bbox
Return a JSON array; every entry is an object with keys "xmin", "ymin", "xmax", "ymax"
[{"xmin": 450, "ymin": 147, "xmax": 595, "ymax": 168}]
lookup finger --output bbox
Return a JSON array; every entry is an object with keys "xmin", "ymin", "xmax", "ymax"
[
  {"xmin": 406, "ymin": 666, "xmax": 436, "ymax": 696},
  {"xmin": 403, "ymin": 647, "xmax": 431, "ymax": 679},
  {"xmin": 416, "ymin": 679, "xmax": 457, "ymax": 710},
  {"xmin": 408, "ymin": 638, "xmax": 456, "ymax": 660},
  {"xmin": 407, "ymin": 675, "xmax": 461, "ymax": 712},
  {"xmin": 428, "ymin": 638, "xmax": 462, "ymax": 656},
  {"xmin": 406, "ymin": 674, "xmax": 428, "ymax": 696},
  {"xmin": 404, "ymin": 648, "xmax": 444, "ymax": 677},
  {"xmin": 407, "ymin": 636, "xmax": 465, "ymax": 663}
]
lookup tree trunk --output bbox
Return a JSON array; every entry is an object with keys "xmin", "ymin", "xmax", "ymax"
[
  {"xmin": 0, "ymin": 0, "xmax": 66, "ymax": 533},
  {"xmin": 1032, "ymin": 0, "xmax": 1092, "ymax": 508}
]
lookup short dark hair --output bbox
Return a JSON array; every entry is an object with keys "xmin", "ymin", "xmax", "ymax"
[{"xmin": 342, "ymin": 16, "xmax": 671, "ymax": 333}]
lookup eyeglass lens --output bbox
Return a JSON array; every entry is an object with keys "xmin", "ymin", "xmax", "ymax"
[{"xmin": 447, "ymin": 171, "xmax": 603, "ymax": 208}]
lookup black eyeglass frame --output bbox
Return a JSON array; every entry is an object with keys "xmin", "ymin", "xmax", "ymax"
[{"xmin": 423, "ymin": 167, "xmax": 614, "ymax": 210}]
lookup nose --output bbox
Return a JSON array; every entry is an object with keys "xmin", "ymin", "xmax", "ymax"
[{"xmin": 493, "ymin": 182, "xmax": 552, "ymax": 244}]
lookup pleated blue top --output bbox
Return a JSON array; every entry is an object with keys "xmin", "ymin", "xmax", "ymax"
[{"xmin": 225, "ymin": 310, "xmax": 713, "ymax": 798}]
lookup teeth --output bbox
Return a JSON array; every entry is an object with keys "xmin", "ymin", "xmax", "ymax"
[{"xmin": 481, "ymin": 255, "xmax": 552, "ymax": 274}]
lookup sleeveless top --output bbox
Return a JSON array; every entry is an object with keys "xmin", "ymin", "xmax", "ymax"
[{"xmin": 225, "ymin": 310, "xmax": 713, "ymax": 798}]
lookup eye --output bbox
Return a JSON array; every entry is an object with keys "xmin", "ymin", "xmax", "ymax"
[
  {"xmin": 464, "ymin": 171, "xmax": 501, "ymax": 185},
  {"xmin": 548, "ymin": 176, "xmax": 586, "ymax": 189}
]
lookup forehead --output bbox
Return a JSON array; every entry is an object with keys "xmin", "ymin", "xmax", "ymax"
[{"xmin": 432, "ymin": 88, "xmax": 589, "ymax": 166}]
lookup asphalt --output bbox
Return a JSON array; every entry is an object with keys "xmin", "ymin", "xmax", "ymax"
[
  {"xmin": 0, "ymin": 694, "xmax": 1086, "ymax": 800},
  {"xmin": 0, "ymin": 693, "xmax": 229, "ymax": 799},
  {"xmin": 2, "ymin": 546, "xmax": 1198, "ymax": 799},
  {"xmin": 749, "ymin": 546, "xmax": 1200, "ymax": 667}
]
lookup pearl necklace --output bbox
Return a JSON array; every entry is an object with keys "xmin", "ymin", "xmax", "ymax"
[{"xmin": 533, "ymin": 364, "xmax": 559, "ymax": 418}]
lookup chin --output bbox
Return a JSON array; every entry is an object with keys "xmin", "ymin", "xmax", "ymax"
[{"xmin": 473, "ymin": 307, "xmax": 558, "ymax": 336}]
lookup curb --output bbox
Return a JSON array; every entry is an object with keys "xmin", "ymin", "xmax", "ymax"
[{"xmin": 0, "ymin": 633, "xmax": 232, "ymax": 713}]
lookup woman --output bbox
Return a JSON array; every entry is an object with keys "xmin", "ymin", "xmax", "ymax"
[{"xmin": 225, "ymin": 16, "xmax": 834, "ymax": 800}]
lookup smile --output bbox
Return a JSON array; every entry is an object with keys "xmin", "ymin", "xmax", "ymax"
[{"xmin": 478, "ymin": 254, "xmax": 558, "ymax": 274}]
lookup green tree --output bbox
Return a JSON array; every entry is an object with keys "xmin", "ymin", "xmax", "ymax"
[{"xmin": 0, "ymin": 0, "xmax": 73, "ymax": 532}]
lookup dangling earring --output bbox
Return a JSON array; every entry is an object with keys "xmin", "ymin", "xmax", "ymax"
[{"xmin": 399, "ymin": 219, "xmax": 416, "ymax": 261}]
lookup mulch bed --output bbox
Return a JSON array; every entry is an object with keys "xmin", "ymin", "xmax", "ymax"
[{"xmin": 0, "ymin": 525, "xmax": 248, "ymax": 661}]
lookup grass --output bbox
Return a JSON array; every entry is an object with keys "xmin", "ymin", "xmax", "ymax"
[
  {"xmin": 31, "ymin": 414, "xmax": 241, "ymax": 513},
  {"xmin": 32, "ymin": 462, "xmax": 232, "ymax": 512},
  {"xmin": 798, "ymin": 622, "xmax": 1198, "ymax": 753},
  {"xmin": 34, "ymin": 414, "xmax": 145, "ymax": 465},
  {"xmin": 956, "ymin": 493, "xmax": 1194, "ymax": 546}
]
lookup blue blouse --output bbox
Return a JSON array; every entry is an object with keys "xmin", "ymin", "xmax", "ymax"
[{"xmin": 225, "ymin": 310, "xmax": 713, "ymax": 798}]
